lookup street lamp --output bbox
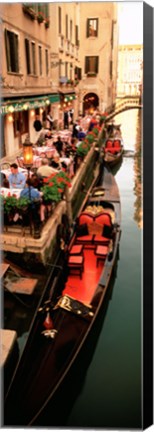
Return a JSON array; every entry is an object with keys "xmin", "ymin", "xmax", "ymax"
[
  {"xmin": 23, "ymin": 135, "xmax": 33, "ymax": 202},
  {"xmin": 23, "ymin": 135, "xmax": 33, "ymax": 168}
]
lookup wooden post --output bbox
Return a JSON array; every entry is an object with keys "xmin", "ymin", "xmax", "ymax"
[{"xmin": 64, "ymin": 185, "xmax": 73, "ymax": 225}]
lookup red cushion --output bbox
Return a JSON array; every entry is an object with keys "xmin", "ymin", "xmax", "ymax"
[
  {"xmin": 106, "ymin": 140, "xmax": 113, "ymax": 148},
  {"xmin": 113, "ymin": 140, "xmax": 121, "ymax": 147},
  {"xmin": 68, "ymin": 255, "xmax": 83, "ymax": 264},
  {"xmin": 95, "ymin": 245, "xmax": 108, "ymax": 256},
  {"xmin": 76, "ymin": 235, "xmax": 93, "ymax": 242},
  {"xmin": 69, "ymin": 245, "xmax": 83, "ymax": 255},
  {"xmin": 93, "ymin": 235, "xmax": 109, "ymax": 244},
  {"xmin": 79, "ymin": 213, "xmax": 94, "ymax": 225},
  {"xmin": 95, "ymin": 213, "xmax": 112, "ymax": 227}
]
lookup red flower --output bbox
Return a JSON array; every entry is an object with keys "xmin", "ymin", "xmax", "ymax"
[
  {"xmin": 58, "ymin": 188, "xmax": 63, "ymax": 193},
  {"xmin": 57, "ymin": 177, "xmax": 65, "ymax": 183}
]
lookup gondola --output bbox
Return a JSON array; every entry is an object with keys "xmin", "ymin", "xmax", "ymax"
[
  {"xmin": 4, "ymin": 164, "xmax": 121, "ymax": 427},
  {"xmin": 102, "ymin": 123, "xmax": 124, "ymax": 167}
]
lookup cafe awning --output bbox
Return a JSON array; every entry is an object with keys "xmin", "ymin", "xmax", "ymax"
[
  {"xmin": 59, "ymin": 89, "xmax": 76, "ymax": 102},
  {"xmin": 0, "ymin": 94, "xmax": 60, "ymax": 115}
]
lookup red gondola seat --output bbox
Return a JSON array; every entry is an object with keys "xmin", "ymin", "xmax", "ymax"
[
  {"xmin": 113, "ymin": 139, "xmax": 121, "ymax": 152},
  {"xmin": 75, "ymin": 214, "xmax": 94, "ymax": 247},
  {"xmin": 106, "ymin": 140, "xmax": 113, "ymax": 149},
  {"xmin": 69, "ymin": 244, "xmax": 84, "ymax": 256},
  {"xmin": 68, "ymin": 255, "xmax": 84, "ymax": 279},
  {"xmin": 93, "ymin": 213, "xmax": 112, "ymax": 246},
  {"xmin": 95, "ymin": 245, "xmax": 108, "ymax": 266},
  {"xmin": 78, "ymin": 213, "xmax": 94, "ymax": 226}
]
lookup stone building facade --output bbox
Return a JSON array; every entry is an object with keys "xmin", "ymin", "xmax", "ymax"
[
  {"xmin": 0, "ymin": 2, "xmax": 118, "ymax": 160},
  {"xmin": 117, "ymin": 44, "xmax": 143, "ymax": 97}
]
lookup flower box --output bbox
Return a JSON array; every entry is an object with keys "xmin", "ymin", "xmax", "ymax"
[
  {"xmin": 37, "ymin": 13, "xmax": 44, "ymax": 23},
  {"xmin": 22, "ymin": 5, "xmax": 36, "ymax": 20}
]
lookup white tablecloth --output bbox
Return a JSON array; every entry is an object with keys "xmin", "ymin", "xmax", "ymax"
[{"xmin": 0, "ymin": 187, "xmax": 23, "ymax": 198}]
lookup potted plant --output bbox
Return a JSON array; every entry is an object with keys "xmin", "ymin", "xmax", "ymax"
[
  {"xmin": 3, "ymin": 195, "xmax": 18, "ymax": 223},
  {"xmin": 17, "ymin": 197, "xmax": 30, "ymax": 214},
  {"xmin": 45, "ymin": 18, "xmax": 50, "ymax": 28},
  {"xmin": 22, "ymin": 4, "xmax": 36, "ymax": 20},
  {"xmin": 76, "ymin": 140, "xmax": 90, "ymax": 158},
  {"xmin": 86, "ymin": 132, "xmax": 96, "ymax": 143},
  {"xmin": 37, "ymin": 11, "xmax": 44, "ymax": 23},
  {"xmin": 99, "ymin": 113, "xmax": 107, "ymax": 126},
  {"xmin": 92, "ymin": 126, "xmax": 100, "ymax": 136},
  {"xmin": 41, "ymin": 172, "xmax": 71, "ymax": 205}
]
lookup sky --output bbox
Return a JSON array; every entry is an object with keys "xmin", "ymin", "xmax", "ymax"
[{"xmin": 118, "ymin": 2, "xmax": 143, "ymax": 44}]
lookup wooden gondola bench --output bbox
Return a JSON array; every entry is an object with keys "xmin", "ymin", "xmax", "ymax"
[{"xmin": 67, "ymin": 255, "xmax": 84, "ymax": 279}]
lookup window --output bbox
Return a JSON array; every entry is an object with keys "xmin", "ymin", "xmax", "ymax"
[
  {"xmin": 25, "ymin": 39, "xmax": 36, "ymax": 75},
  {"xmin": 58, "ymin": 7, "xmax": 62, "ymax": 34},
  {"xmin": 75, "ymin": 25, "xmax": 79, "ymax": 46},
  {"xmin": 86, "ymin": 19, "xmax": 98, "ymax": 37},
  {"xmin": 37, "ymin": 3, "xmax": 49, "ymax": 18},
  {"xmin": 75, "ymin": 66, "xmax": 82, "ymax": 80},
  {"xmin": 13, "ymin": 111, "xmax": 28, "ymax": 139},
  {"xmin": 65, "ymin": 61, "xmax": 68, "ymax": 77},
  {"xmin": 85, "ymin": 56, "xmax": 99, "ymax": 76},
  {"xmin": 109, "ymin": 60, "xmax": 113, "ymax": 79},
  {"xmin": 70, "ymin": 20, "xmax": 72, "ymax": 40},
  {"xmin": 5, "ymin": 29, "xmax": 19, "ymax": 73},
  {"xmin": 31, "ymin": 42, "xmax": 36, "ymax": 75},
  {"xmin": 25, "ymin": 38, "xmax": 31, "ymax": 74},
  {"xmin": 66, "ymin": 14, "xmax": 68, "ymax": 39},
  {"xmin": 38, "ymin": 45, "xmax": 42, "ymax": 75},
  {"xmin": 111, "ymin": 20, "xmax": 114, "ymax": 49},
  {"xmin": 59, "ymin": 59, "xmax": 62, "ymax": 78},
  {"xmin": 45, "ymin": 49, "xmax": 49, "ymax": 76}
]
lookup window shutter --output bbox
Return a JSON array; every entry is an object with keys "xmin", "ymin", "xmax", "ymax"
[
  {"xmin": 95, "ymin": 56, "xmax": 99, "ymax": 73},
  {"xmin": 4, "ymin": 29, "xmax": 10, "ymax": 72},
  {"xmin": 25, "ymin": 38, "xmax": 30, "ymax": 74},
  {"xmin": 14, "ymin": 34, "xmax": 19, "ymax": 73},
  {"xmin": 85, "ymin": 57, "xmax": 89, "ymax": 73},
  {"xmin": 86, "ymin": 19, "xmax": 89, "ymax": 37}
]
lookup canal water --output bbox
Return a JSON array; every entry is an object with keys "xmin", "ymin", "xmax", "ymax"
[{"xmin": 63, "ymin": 109, "xmax": 142, "ymax": 430}]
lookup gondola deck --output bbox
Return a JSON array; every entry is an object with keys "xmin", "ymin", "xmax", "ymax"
[{"xmin": 64, "ymin": 248, "xmax": 105, "ymax": 304}]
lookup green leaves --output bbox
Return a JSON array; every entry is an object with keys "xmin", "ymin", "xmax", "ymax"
[{"xmin": 41, "ymin": 171, "xmax": 71, "ymax": 204}]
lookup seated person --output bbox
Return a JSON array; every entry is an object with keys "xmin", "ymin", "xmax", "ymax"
[
  {"xmin": 8, "ymin": 163, "xmax": 26, "ymax": 189},
  {"xmin": 30, "ymin": 173, "xmax": 43, "ymax": 190},
  {"xmin": 49, "ymin": 159, "xmax": 61, "ymax": 173},
  {"xmin": 20, "ymin": 178, "xmax": 41, "ymax": 203},
  {"xmin": 54, "ymin": 136, "xmax": 63, "ymax": 156},
  {"xmin": 0, "ymin": 172, "xmax": 9, "ymax": 188},
  {"xmin": 77, "ymin": 127, "xmax": 86, "ymax": 141},
  {"xmin": 20, "ymin": 178, "xmax": 44, "ymax": 225},
  {"xmin": 37, "ymin": 158, "xmax": 57, "ymax": 177}
]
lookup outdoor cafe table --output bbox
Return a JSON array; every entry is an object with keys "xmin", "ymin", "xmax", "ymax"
[
  {"xmin": 0, "ymin": 187, "xmax": 23, "ymax": 198},
  {"xmin": 33, "ymin": 146, "xmax": 58, "ymax": 158}
]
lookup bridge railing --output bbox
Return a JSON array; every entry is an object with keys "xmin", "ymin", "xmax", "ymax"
[
  {"xmin": 106, "ymin": 97, "xmax": 142, "ymax": 121},
  {"xmin": 115, "ymin": 97, "xmax": 141, "ymax": 110}
]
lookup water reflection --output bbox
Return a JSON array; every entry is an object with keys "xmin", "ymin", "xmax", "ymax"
[
  {"xmin": 133, "ymin": 110, "xmax": 142, "ymax": 228},
  {"xmin": 114, "ymin": 108, "xmax": 142, "ymax": 228}
]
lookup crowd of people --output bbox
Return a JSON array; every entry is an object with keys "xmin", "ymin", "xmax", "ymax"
[{"xmin": 1, "ymin": 109, "xmax": 102, "ymax": 232}]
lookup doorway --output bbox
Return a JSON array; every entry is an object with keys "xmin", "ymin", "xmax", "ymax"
[{"xmin": 83, "ymin": 93, "xmax": 99, "ymax": 115}]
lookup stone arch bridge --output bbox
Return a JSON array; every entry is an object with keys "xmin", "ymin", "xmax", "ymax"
[{"xmin": 107, "ymin": 96, "xmax": 142, "ymax": 121}]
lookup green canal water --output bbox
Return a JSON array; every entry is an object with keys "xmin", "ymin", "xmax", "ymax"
[{"xmin": 64, "ymin": 110, "xmax": 142, "ymax": 429}]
